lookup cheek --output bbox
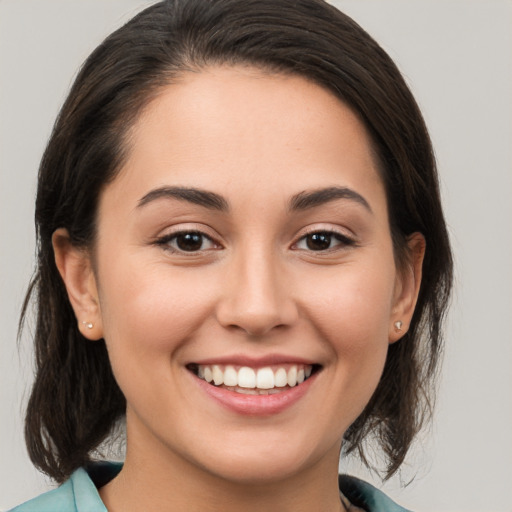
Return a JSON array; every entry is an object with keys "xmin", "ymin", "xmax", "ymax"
[
  {"xmin": 303, "ymin": 265, "xmax": 395, "ymax": 347},
  {"xmin": 97, "ymin": 257, "xmax": 216, "ymax": 360},
  {"xmin": 298, "ymin": 258, "xmax": 396, "ymax": 406},
  {"xmin": 95, "ymin": 258, "xmax": 220, "ymax": 418}
]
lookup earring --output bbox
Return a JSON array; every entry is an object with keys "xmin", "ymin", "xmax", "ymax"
[
  {"xmin": 82, "ymin": 321, "xmax": 94, "ymax": 329},
  {"xmin": 394, "ymin": 320, "xmax": 403, "ymax": 332}
]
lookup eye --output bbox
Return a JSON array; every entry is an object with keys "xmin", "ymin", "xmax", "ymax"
[
  {"xmin": 157, "ymin": 231, "xmax": 219, "ymax": 253},
  {"xmin": 294, "ymin": 231, "xmax": 355, "ymax": 251}
]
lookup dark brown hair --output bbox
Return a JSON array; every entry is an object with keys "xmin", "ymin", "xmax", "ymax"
[{"xmin": 21, "ymin": 0, "xmax": 453, "ymax": 483}]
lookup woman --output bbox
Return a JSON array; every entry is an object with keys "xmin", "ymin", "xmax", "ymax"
[{"xmin": 11, "ymin": 0, "xmax": 452, "ymax": 510}]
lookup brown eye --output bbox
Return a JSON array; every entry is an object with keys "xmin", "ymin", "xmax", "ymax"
[
  {"xmin": 175, "ymin": 232, "xmax": 204, "ymax": 251},
  {"xmin": 157, "ymin": 231, "xmax": 218, "ymax": 253},
  {"xmin": 306, "ymin": 233, "xmax": 332, "ymax": 251},
  {"xmin": 294, "ymin": 231, "xmax": 355, "ymax": 252}
]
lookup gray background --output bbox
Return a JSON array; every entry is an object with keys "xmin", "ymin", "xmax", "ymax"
[{"xmin": 1, "ymin": 1, "xmax": 511, "ymax": 510}]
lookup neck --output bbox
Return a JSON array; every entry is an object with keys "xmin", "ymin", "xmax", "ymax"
[{"xmin": 99, "ymin": 423, "xmax": 345, "ymax": 512}]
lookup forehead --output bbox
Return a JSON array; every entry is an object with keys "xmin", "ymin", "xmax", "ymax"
[{"xmin": 105, "ymin": 66, "xmax": 384, "ymax": 211}]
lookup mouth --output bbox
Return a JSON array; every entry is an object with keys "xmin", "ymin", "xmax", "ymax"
[{"xmin": 186, "ymin": 363, "xmax": 321, "ymax": 395}]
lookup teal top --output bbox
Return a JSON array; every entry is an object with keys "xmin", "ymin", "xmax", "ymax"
[{"xmin": 9, "ymin": 462, "xmax": 412, "ymax": 512}]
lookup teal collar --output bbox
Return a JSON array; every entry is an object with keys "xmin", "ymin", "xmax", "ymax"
[{"xmin": 11, "ymin": 461, "xmax": 411, "ymax": 512}]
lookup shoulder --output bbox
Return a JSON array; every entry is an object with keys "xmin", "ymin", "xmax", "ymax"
[
  {"xmin": 8, "ymin": 462, "xmax": 122, "ymax": 512},
  {"xmin": 8, "ymin": 478, "xmax": 76, "ymax": 512},
  {"xmin": 10, "ymin": 465, "xmax": 410, "ymax": 512},
  {"xmin": 339, "ymin": 475, "xmax": 413, "ymax": 512}
]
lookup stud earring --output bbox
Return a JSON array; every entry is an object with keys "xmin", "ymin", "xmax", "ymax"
[
  {"xmin": 394, "ymin": 321, "xmax": 403, "ymax": 332},
  {"xmin": 82, "ymin": 321, "xmax": 94, "ymax": 329}
]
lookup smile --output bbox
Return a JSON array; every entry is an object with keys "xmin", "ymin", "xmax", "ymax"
[{"xmin": 187, "ymin": 363, "xmax": 318, "ymax": 395}]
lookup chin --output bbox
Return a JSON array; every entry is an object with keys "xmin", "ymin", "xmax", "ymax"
[
  {"xmin": 201, "ymin": 452, "xmax": 312, "ymax": 486},
  {"xmin": 185, "ymin": 429, "xmax": 335, "ymax": 486}
]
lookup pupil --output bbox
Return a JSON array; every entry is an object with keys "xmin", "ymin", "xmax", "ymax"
[
  {"xmin": 306, "ymin": 233, "xmax": 331, "ymax": 250},
  {"xmin": 177, "ymin": 233, "xmax": 203, "ymax": 251}
]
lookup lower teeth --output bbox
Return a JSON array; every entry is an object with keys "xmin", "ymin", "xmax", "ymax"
[{"xmin": 221, "ymin": 385, "xmax": 289, "ymax": 395}]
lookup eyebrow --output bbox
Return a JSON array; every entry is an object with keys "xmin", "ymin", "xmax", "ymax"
[
  {"xmin": 137, "ymin": 186, "xmax": 229, "ymax": 211},
  {"xmin": 289, "ymin": 186, "xmax": 372, "ymax": 213},
  {"xmin": 137, "ymin": 185, "xmax": 371, "ymax": 214}
]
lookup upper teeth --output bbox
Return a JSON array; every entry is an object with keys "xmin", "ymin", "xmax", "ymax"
[{"xmin": 197, "ymin": 364, "xmax": 313, "ymax": 389}]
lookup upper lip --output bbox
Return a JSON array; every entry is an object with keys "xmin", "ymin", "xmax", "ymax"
[{"xmin": 188, "ymin": 354, "xmax": 319, "ymax": 368}]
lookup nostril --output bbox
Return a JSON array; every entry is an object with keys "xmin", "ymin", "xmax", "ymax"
[
  {"xmin": 215, "ymin": 279, "xmax": 299, "ymax": 337},
  {"xmin": 220, "ymin": 321, "xmax": 287, "ymax": 338}
]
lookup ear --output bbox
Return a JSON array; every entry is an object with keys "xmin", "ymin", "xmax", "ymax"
[
  {"xmin": 52, "ymin": 228, "xmax": 103, "ymax": 340},
  {"xmin": 389, "ymin": 232, "xmax": 426, "ymax": 343}
]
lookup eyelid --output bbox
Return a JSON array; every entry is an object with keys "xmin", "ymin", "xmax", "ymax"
[
  {"xmin": 157, "ymin": 231, "xmax": 217, "ymax": 247},
  {"xmin": 152, "ymin": 224, "xmax": 223, "ymax": 253},
  {"xmin": 291, "ymin": 225, "xmax": 357, "ymax": 251}
]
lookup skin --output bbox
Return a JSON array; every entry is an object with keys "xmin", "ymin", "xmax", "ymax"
[{"xmin": 54, "ymin": 66, "xmax": 424, "ymax": 512}]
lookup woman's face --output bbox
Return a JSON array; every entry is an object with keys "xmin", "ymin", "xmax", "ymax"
[{"xmin": 77, "ymin": 67, "xmax": 418, "ymax": 483}]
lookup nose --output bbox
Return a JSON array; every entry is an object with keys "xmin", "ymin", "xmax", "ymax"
[{"xmin": 215, "ymin": 247, "xmax": 298, "ymax": 337}]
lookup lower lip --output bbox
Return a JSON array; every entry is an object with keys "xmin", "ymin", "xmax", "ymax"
[{"xmin": 192, "ymin": 372, "xmax": 318, "ymax": 416}]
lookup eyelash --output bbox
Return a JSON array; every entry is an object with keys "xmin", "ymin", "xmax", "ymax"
[
  {"xmin": 154, "ymin": 228, "xmax": 356, "ymax": 255},
  {"xmin": 293, "ymin": 229, "xmax": 357, "ymax": 252},
  {"xmin": 154, "ymin": 230, "xmax": 220, "ymax": 253}
]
